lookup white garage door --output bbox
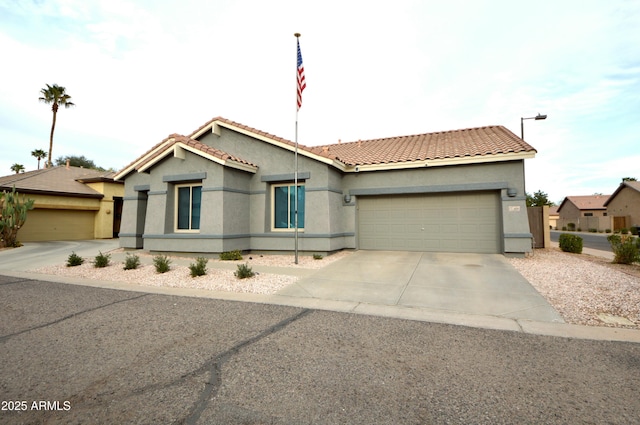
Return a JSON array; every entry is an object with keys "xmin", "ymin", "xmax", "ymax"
[{"xmin": 358, "ymin": 192, "xmax": 501, "ymax": 253}]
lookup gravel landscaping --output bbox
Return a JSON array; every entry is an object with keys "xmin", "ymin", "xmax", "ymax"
[
  {"xmin": 32, "ymin": 248, "xmax": 640, "ymax": 329},
  {"xmin": 508, "ymin": 248, "xmax": 640, "ymax": 329}
]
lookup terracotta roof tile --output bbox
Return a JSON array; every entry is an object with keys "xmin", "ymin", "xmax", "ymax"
[
  {"xmin": 315, "ymin": 126, "xmax": 536, "ymax": 166},
  {"xmin": 134, "ymin": 134, "xmax": 257, "ymax": 171}
]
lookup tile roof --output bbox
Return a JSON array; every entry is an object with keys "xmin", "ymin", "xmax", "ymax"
[
  {"xmin": 118, "ymin": 117, "xmax": 536, "ymax": 179},
  {"xmin": 196, "ymin": 117, "xmax": 535, "ymax": 166},
  {"xmin": 0, "ymin": 166, "xmax": 115, "ymax": 198},
  {"xmin": 314, "ymin": 126, "xmax": 536, "ymax": 166},
  {"xmin": 135, "ymin": 134, "xmax": 258, "ymax": 172}
]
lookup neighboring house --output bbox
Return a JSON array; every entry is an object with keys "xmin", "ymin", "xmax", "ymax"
[
  {"xmin": 0, "ymin": 166, "xmax": 124, "ymax": 241},
  {"xmin": 604, "ymin": 180, "xmax": 640, "ymax": 231},
  {"xmin": 556, "ymin": 195, "xmax": 610, "ymax": 231},
  {"xmin": 548, "ymin": 205, "xmax": 559, "ymax": 229},
  {"xmin": 115, "ymin": 117, "xmax": 536, "ymax": 256}
]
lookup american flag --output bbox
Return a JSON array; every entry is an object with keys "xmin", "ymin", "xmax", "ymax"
[{"xmin": 296, "ymin": 38, "xmax": 306, "ymax": 110}]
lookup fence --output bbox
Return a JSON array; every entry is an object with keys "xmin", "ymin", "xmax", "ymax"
[{"xmin": 555, "ymin": 216, "xmax": 618, "ymax": 232}]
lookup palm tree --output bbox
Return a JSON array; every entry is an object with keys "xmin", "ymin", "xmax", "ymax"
[
  {"xmin": 31, "ymin": 149, "xmax": 47, "ymax": 169},
  {"xmin": 11, "ymin": 163, "xmax": 25, "ymax": 174},
  {"xmin": 39, "ymin": 84, "xmax": 75, "ymax": 167}
]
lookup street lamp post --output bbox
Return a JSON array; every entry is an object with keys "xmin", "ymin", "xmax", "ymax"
[{"xmin": 521, "ymin": 113, "xmax": 547, "ymax": 140}]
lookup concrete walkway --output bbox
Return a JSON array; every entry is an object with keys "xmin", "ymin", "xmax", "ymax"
[{"xmin": 1, "ymin": 240, "xmax": 639, "ymax": 343}]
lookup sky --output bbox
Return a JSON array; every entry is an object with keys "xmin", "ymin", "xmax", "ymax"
[{"xmin": 0, "ymin": 0, "xmax": 638, "ymax": 204}]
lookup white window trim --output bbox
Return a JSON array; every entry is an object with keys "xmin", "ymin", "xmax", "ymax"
[
  {"xmin": 271, "ymin": 183, "xmax": 305, "ymax": 232},
  {"xmin": 174, "ymin": 183, "xmax": 202, "ymax": 233}
]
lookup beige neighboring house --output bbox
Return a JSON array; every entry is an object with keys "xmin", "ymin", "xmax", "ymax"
[
  {"xmin": 557, "ymin": 195, "xmax": 610, "ymax": 231},
  {"xmin": 0, "ymin": 166, "xmax": 124, "ymax": 242},
  {"xmin": 548, "ymin": 205, "xmax": 559, "ymax": 229},
  {"xmin": 604, "ymin": 180, "xmax": 640, "ymax": 231}
]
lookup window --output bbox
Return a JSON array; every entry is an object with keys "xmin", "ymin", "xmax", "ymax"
[
  {"xmin": 176, "ymin": 184, "xmax": 202, "ymax": 231},
  {"xmin": 584, "ymin": 212, "xmax": 593, "ymax": 217},
  {"xmin": 272, "ymin": 184, "xmax": 305, "ymax": 230}
]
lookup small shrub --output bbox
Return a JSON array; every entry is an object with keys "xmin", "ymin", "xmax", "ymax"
[
  {"xmin": 561, "ymin": 226, "xmax": 567, "ymax": 231},
  {"xmin": 558, "ymin": 233, "xmax": 583, "ymax": 254},
  {"xmin": 220, "ymin": 250, "xmax": 243, "ymax": 261},
  {"xmin": 588, "ymin": 228, "xmax": 597, "ymax": 233},
  {"xmin": 605, "ymin": 229, "xmax": 611, "ymax": 233},
  {"xmin": 94, "ymin": 251, "xmax": 111, "ymax": 268},
  {"xmin": 567, "ymin": 223, "xmax": 576, "ymax": 231},
  {"xmin": 313, "ymin": 254, "xmax": 323, "ymax": 260},
  {"xmin": 577, "ymin": 228, "xmax": 582, "ymax": 232},
  {"xmin": 607, "ymin": 234, "xmax": 639, "ymax": 264},
  {"xmin": 630, "ymin": 226, "xmax": 639, "ymax": 236},
  {"xmin": 189, "ymin": 256, "xmax": 208, "ymax": 277},
  {"xmin": 620, "ymin": 228, "xmax": 629, "ymax": 235},
  {"xmin": 153, "ymin": 254, "xmax": 171, "ymax": 274},
  {"xmin": 234, "ymin": 263, "xmax": 255, "ymax": 279},
  {"xmin": 123, "ymin": 253, "xmax": 141, "ymax": 270},
  {"xmin": 67, "ymin": 252, "xmax": 84, "ymax": 267}
]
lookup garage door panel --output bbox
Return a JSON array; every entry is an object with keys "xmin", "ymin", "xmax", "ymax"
[{"xmin": 358, "ymin": 192, "xmax": 501, "ymax": 253}]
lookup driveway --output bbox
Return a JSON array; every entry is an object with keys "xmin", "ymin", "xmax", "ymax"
[{"xmin": 278, "ymin": 250, "xmax": 564, "ymax": 323}]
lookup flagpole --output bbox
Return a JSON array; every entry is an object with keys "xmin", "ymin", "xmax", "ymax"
[{"xmin": 294, "ymin": 32, "xmax": 300, "ymax": 264}]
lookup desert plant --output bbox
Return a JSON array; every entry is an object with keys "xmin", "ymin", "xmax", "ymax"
[
  {"xmin": 607, "ymin": 234, "xmax": 639, "ymax": 265},
  {"xmin": 123, "ymin": 253, "xmax": 141, "ymax": 270},
  {"xmin": 67, "ymin": 252, "xmax": 84, "ymax": 267},
  {"xmin": 0, "ymin": 186, "xmax": 35, "ymax": 248},
  {"xmin": 189, "ymin": 256, "xmax": 208, "ymax": 277},
  {"xmin": 219, "ymin": 250, "xmax": 243, "ymax": 261},
  {"xmin": 153, "ymin": 254, "xmax": 171, "ymax": 273},
  {"xmin": 558, "ymin": 233, "xmax": 583, "ymax": 254},
  {"xmin": 234, "ymin": 263, "xmax": 255, "ymax": 279},
  {"xmin": 93, "ymin": 251, "xmax": 111, "ymax": 268},
  {"xmin": 313, "ymin": 254, "xmax": 323, "ymax": 260}
]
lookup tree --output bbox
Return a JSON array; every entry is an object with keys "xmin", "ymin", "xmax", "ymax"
[
  {"xmin": 55, "ymin": 155, "xmax": 105, "ymax": 171},
  {"xmin": 10, "ymin": 164, "xmax": 25, "ymax": 174},
  {"xmin": 526, "ymin": 190, "xmax": 554, "ymax": 207},
  {"xmin": 31, "ymin": 149, "xmax": 47, "ymax": 169},
  {"xmin": 39, "ymin": 84, "xmax": 75, "ymax": 167},
  {"xmin": 0, "ymin": 186, "xmax": 35, "ymax": 248},
  {"xmin": 622, "ymin": 177, "xmax": 637, "ymax": 182}
]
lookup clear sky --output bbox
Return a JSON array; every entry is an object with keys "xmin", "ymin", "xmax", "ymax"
[{"xmin": 1, "ymin": 0, "xmax": 638, "ymax": 203}]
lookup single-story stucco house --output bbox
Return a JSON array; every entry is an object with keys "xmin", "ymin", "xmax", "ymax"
[
  {"xmin": 604, "ymin": 180, "xmax": 640, "ymax": 231},
  {"xmin": 0, "ymin": 165, "xmax": 124, "ymax": 241},
  {"xmin": 114, "ymin": 117, "xmax": 536, "ymax": 256}
]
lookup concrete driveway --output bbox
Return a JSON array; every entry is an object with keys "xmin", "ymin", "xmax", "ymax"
[{"xmin": 278, "ymin": 250, "xmax": 564, "ymax": 323}]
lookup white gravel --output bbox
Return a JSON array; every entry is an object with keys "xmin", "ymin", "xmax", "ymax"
[
  {"xmin": 33, "ymin": 251, "xmax": 352, "ymax": 295},
  {"xmin": 509, "ymin": 249, "xmax": 640, "ymax": 328},
  {"xmin": 32, "ymin": 248, "xmax": 640, "ymax": 328}
]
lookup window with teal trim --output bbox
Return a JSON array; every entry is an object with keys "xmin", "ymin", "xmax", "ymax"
[
  {"xmin": 273, "ymin": 184, "xmax": 305, "ymax": 230},
  {"xmin": 176, "ymin": 184, "xmax": 202, "ymax": 231}
]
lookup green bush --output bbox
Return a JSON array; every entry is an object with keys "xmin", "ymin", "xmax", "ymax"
[
  {"xmin": 588, "ymin": 228, "xmax": 597, "ymax": 233},
  {"xmin": 605, "ymin": 229, "xmax": 611, "ymax": 233},
  {"xmin": 234, "ymin": 263, "xmax": 255, "ymax": 279},
  {"xmin": 567, "ymin": 223, "xmax": 576, "ymax": 231},
  {"xmin": 66, "ymin": 252, "xmax": 84, "ymax": 267},
  {"xmin": 558, "ymin": 233, "xmax": 583, "ymax": 254},
  {"xmin": 189, "ymin": 256, "xmax": 208, "ymax": 277},
  {"xmin": 607, "ymin": 234, "xmax": 639, "ymax": 264},
  {"xmin": 153, "ymin": 254, "xmax": 171, "ymax": 274},
  {"xmin": 561, "ymin": 226, "xmax": 567, "ymax": 231},
  {"xmin": 219, "ymin": 250, "xmax": 243, "ymax": 261},
  {"xmin": 123, "ymin": 253, "xmax": 141, "ymax": 270},
  {"xmin": 93, "ymin": 251, "xmax": 111, "ymax": 268},
  {"xmin": 620, "ymin": 228, "xmax": 629, "ymax": 235},
  {"xmin": 313, "ymin": 254, "xmax": 323, "ymax": 260},
  {"xmin": 631, "ymin": 226, "xmax": 639, "ymax": 236}
]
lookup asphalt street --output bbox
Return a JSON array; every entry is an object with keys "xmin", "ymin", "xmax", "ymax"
[{"xmin": 1, "ymin": 275, "xmax": 639, "ymax": 424}]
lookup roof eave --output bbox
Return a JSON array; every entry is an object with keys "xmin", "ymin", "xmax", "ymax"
[{"xmin": 344, "ymin": 151, "xmax": 536, "ymax": 172}]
